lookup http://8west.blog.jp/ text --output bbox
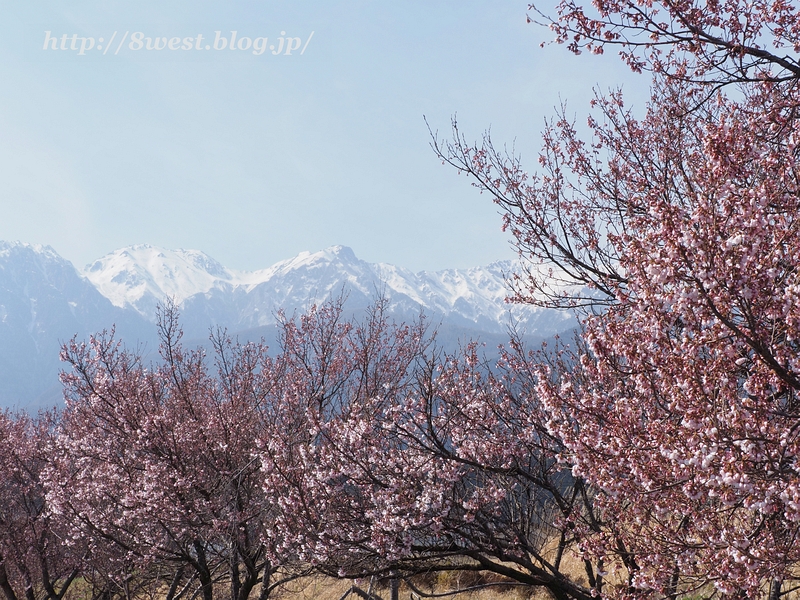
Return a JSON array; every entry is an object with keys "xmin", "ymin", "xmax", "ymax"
[{"xmin": 42, "ymin": 30, "xmax": 314, "ymax": 56}]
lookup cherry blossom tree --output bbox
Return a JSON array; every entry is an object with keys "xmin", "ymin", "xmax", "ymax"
[
  {"xmin": 531, "ymin": 0, "xmax": 800, "ymax": 85},
  {"xmin": 42, "ymin": 295, "xmax": 611, "ymax": 600},
  {"xmin": 431, "ymin": 0, "xmax": 800, "ymax": 594},
  {"xmin": 259, "ymin": 298, "xmax": 614, "ymax": 600},
  {"xmin": 0, "ymin": 410, "xmax": 79, "ymax": 600},
  {"xmin": 535, "ymin": 82, "xmax": 800, "ymax": 597},
  {"xmin": 428, "ymin": 2, "xmax": 800, "ymax": 597},
  {"xmin": 44, "ymin": 306, "xmax": 304, "ymax": 600},
  {"xmin": 257, "ymin": 299, "xmax": 434, "ymax": 575}
]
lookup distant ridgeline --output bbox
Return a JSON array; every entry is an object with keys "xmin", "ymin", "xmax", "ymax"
[{"xmin": 0, "ymin": 241, "xmax": 578, "ymax": 410}]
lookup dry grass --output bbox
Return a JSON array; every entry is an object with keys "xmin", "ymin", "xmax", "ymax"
[
  {"xmin": 267, "ymin": 535, "xmax": 603, "ymax": 600},
  {"xmin": 270, "ymin": 574, "xmax": 533, "ymax": 600},
  {"xmin": 270, "ymin": 553, "xmax": 593, "ymax": 600}
]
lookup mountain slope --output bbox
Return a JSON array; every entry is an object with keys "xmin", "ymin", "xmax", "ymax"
[{"xmin": 0, "ymin": 242, "xmax": 151, "ymax": 409}]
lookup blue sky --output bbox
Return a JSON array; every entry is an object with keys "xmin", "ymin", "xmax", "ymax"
[{"xmin": 0, "ymin": 1, "xmax": 645, "ymax": 272}]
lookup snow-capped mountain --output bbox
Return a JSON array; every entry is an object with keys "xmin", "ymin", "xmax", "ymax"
[
  {"xmin": 82, "ymin": 244, "xmax": 576, "ymax": 338},
  {"xmin": 0, "ymin": 242, "xmax": 578, "ymax": 410},
  {"xmin": 0, "ymin": 242, "xmax": 152, "ymax": 409},
  {"xmin": 84, "ymin": 245, "xmax": 239, "ymax": 317}
]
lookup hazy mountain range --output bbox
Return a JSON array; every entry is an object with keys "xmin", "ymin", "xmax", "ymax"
[{"xmin": 0, "ymin": 241, "xmax": 578, "ymax": 410}]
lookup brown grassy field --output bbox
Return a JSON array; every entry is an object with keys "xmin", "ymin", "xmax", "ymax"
[
  {"xmin": 271, "ymin": 574, "xmax": 535, "ymax": 600},
  {"xmin": 270, "ymin": 551, "xmax": 594, "ymax": 600}
]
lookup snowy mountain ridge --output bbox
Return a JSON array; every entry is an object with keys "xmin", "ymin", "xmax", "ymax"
[
  {"xmin": 81, "ymin": 244, "xmax": 574, "ymax": 335},
  {"xmin": 0, "ymin": 241, "xmax": 578, "ymax": 409},
  {"xmin": 84, "ymin": 244, "xmax": 238, "ymax": 308}
]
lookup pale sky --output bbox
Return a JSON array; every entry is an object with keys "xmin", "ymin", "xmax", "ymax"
[{"xmin": 0, "ymin": 1, "xmax": 646, "ymax": 272}]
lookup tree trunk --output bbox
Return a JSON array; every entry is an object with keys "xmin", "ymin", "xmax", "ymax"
[
  {"xmin": 230, "ymin": 548, "xmax": 241, "ymax": 600},
  {"xmin": 194, "ymin": 540, "xmax": 214, "ymax": 600},
  {"xmin": 256, "ymin": 563, "xmax": 271, "ymax": 600},
  {"xmin": 768, "ymin": 579, "xmax": 782, "ymax": 600},
  {"xmin": 165, "ymin": 569, "xmax": 185, "ymax": 600}
]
